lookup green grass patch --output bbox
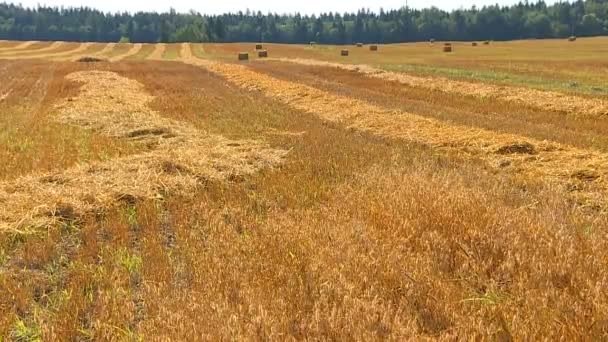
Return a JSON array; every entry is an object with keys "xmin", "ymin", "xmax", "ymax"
[
  {"xmin": 162, "ymin": 45, "xmax": 181, "ymax": 60},
  {"xmin": 380, "ymin": 63, "xmax": 608, "ymax": 96}
]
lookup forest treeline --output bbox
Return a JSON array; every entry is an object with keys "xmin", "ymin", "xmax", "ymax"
[{"xmin": 0, "ymin": 1, "xmax": 607, "ymax": 44}]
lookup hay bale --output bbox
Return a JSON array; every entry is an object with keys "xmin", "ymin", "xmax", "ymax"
[
  {"xmin": 496, "ymin": 143, "xmax": 537, "ymax": 155},
  {"xmin": 238, "ymin": 52, "xmax": 249, "ymax": 61},
  {"xmin": 77, "ymin": 56, "xmax": 105, "ymax": 63},
  {"xmin": 341, "ymin": 49, "xmax": 349, "ymax": 56},
  {"xmin": 568, "ymin": 36, "xmax": 577, "ymax": 42},
  {"xmin": 444, "ymin": 43, "xmax": 452, "ymax": 47},
  {"xmin": 483, "ymin": 40, "xmax": 490, "ymax": 45},
  {"xmin": 356, "ymin": 43, "xmax": 363, "ymax": 47},
  {"xmin": 258, "ymin": 50, "xmax": 268, "ymax": 58},
  {"xmin": 370, "ymin": 45, "xmax": 378, "ymax": 51},
  {"xmin": 443, "ymin": 45, "xmax": 453, "ymax": 53},
  {"xmin": 472, "ymin": 42, "xmax": 478, "ymax": 47},
  {"xmin": 255, "ymin": 44, "xmax": 263, "ymax": 50}
]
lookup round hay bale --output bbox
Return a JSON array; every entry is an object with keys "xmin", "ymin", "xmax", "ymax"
[
  {"xmin": 568, "ymin": 36, "xmax": 577, "ymax": 42},
  {"xmin": 356, "ymin": 43, "xmax": 363, "ymax": 47},
  {"xmin": 483, "ymin": 40, "xmax": 490, "ymax": 45},
  {"xmin": 258, "ymin": 50, "xmax": 268, "ymax": 58},
  {"xmin": 255, "ymin": 44, "xmax": 263, "ymax": 50},
  {"xmin": 472, "ymin": 42, "xmax": 478, "ymax": 47},
  {"xmin": 444, "ymin": 42, "xmax": 452, "ymax": 47},
  {"xmin": 370, "ymin": 45, "xmax": 378, "ymax": 51},
  {"xmin": 341, "ymin": 49, "xmax": 349, "ymax": 56},
  {"xmin": 238, "ymin": 52, "xmax": 249, "ymax": 61},
  {"xmin": 443, "ymin": 46, "xmax": 453, "ymax": 53}
]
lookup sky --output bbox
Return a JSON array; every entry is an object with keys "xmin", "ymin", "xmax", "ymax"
[{"xmin": 13, "ymin": 0, "xmax": 560, "ymax": 15}]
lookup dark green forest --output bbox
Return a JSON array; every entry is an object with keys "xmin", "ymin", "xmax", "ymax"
[{"xmin": 0, "ymin": 1, "xmax": 607, "ymax": 44}]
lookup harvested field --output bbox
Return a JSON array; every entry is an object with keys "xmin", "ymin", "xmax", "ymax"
[
  {"xmin": 108, "ymin": 43, "xmax": 143, "ymax": 62},
  {"xmin": 1, "ymin": 39, "xmax": 608, "ymax": 340},
  {"xmin": 270, "ymin": 57, "xmax": 608, "ymax": 117},
  {"xmin": 247, "ymin": 60, "xmax": 608, "ymax": 152},
  {"xmin": 203, "ymin": 39, "xmax": 608, "ymax": 95},
  {"xmin": 148, "ymin": 43, "xmax": 166, "ymax": 60},
  {"xmin": 184, "ymin": 57, "xmax": 608, "ymax": 210},
  {"xmin": 0, "ymin": 40, "xmax": 35, "ymax": 51},
  {"xmin": 70, "ymin": 43, "xmax": 109, "ymax": 58},
  {"xmin": 126, "ymin": 44, "xmax": 157, "ymax": 60},
  {"xmin": 95, "ymin": 42, "xmax": 117, "ymax": 57},
  {"xmin": 180, "ymin": 43, "xmax": 192, "ymax": 60},
  {"xmin": 0, "ymin": 41, "xmax": 64, "ymax": 58},
  {"xmin": 40, "ymin": 43, "xmax": 92, "ymax": 60},
  {"xmin": 0, "ymin": 70, "xmax": 286, "ymax": 231},
  {"xmin": 104, "ymin": 43, "xmax": 133, "ymax": 60},
  {"xmin": 161, "ymin": 44, "xmax": 182, "ymax": 60}
]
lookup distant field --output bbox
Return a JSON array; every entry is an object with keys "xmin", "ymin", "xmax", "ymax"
[{"xmin": 0, "ymin": 38, "xmax": 607, "ymax": 340}]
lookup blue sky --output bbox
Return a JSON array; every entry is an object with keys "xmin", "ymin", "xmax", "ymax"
[{"xmin": 15, "ymin": 0, "xmax": 560, "ymax": 14}]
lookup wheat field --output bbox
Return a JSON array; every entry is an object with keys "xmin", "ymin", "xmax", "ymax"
[{"xmin": 0, "ymin": 38, "xmax": 607, "ymax": 340}]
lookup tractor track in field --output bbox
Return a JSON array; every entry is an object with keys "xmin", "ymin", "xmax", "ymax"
[
  {"xmin": 180, "ymin": 51, "xmax": 608, "ymax": 211},
  {"xmin": 269, "ymin": 57, "xmax": 608, "ymax": 118}
]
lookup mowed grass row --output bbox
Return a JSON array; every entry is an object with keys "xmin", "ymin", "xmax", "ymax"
[
  {"xmin": 68, "ymin": 43, "xmax": 109, "ymax": 60},
  {"xmin": 0, "ymin": 60, "xmax": 141, "ymax": 181},
  {"xmin": 201, "ymin": 38, "xmax": 608, "ymax": 96},
  {"xmin": 101, "ymin": 43, "xmax": 133, "ymax": 59},
  {"xmin": 0, "ymin": 60, "xmax": 606, "ymax": 340},
  {"xmin": 249, "ymin": 61, "xmax": 608, "ymax": 151},
  {"xmin": 0, "ymin": 42, "xmax": 112, "ymax": 61},
  {"xmin": 0, "ymin": 41, "xmax": 66, "ymax": 57},
  {"xmin": 124, "ymin": 44, "xmax": 157, "ymax": 60},
  {"xmin": 0, "ymin": 41, "xmax": 50, "ymax": 54},
  {"xmin": 0, "ymin": 40, "xmax": 31, "ymax": 50},
  {"xmin": 0, "ymin": 42, "xmax": 196, "ymax": 62},
  {"xmin": 2, "ymin": 38, "xmax": 607, "ymax": 95}
]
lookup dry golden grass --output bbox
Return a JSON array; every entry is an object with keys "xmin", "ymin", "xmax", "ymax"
[
  {"xmin": 0, "ymin": 41, "xmax": 64, "ymax": 58},
  {"xmin": 161, "ymin": 43, "xmax": 183, "ymax": 60},
  {"xmin": 203, "ymin": 38, "xmax": 608, "ymax": 95},
  {"xmin": 0, "ymin": 69, "xmax": 286, "ymax": 231},
  {"xmin": 184, "ymin": 56, "xmax": 608, "ymax": 211},
  {"xmin": 95, "ymin": 42, "xmax": 117, "ymax": 57},
  {"xmin": 126, "ymin": 44, "xmax": 157, "ymax": 60},
  {"xmin": 65, "ymin": 43, "xmax": 109, "ymax": 61},
  {"xmin": 0, "ymin": 40, "xmax": 35, "ymax": 52},
  {"xmin": 271, "ymin": 57, "xmax": 608, "ymax": 117},
  {"xmin": 107, "ymin": 43, "xmax": 143, "ymax": 62},
  {"xmin": 36, "ymin": 43, "xmax": 92, "ymax": 60},
  {"xmin": 147, "ymin": 43, "xmax": 166, "ymax": 60},
  {"xmin": 0, "ymin": 41, "xmax": 607, "ymax": 340},
  {"xmin": 248, "ymin": 60, "xmax": 608, "ymax": 153},
  {"xmin": 103, "ymin": 43, "xmax": 134, "ymax": 60},
  {"xmin": 180, "ymin": 43, "xmax": 192, "ymax": 60}
]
